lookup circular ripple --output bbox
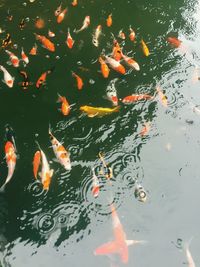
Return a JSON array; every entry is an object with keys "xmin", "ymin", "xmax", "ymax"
[
  {"xmin": 121, "ymin": 172, "xmax": 137, "ymax": 188},
  {"xmin": 36, "ymin": 213, "xmax": 57, "ymax": 235},
  {"xmin": 68, "ymin": 144, "xmax": 83, "ymax": 158},
  {"xmin": 28, "ymin": 180, "xmax": 47, "ymax": 197},
  {"xmin": 122, "ymin": 153, "xmax": 136, "ymax": 168}
]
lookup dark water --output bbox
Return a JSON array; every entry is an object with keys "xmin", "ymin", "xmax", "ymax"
[{"xmin": 0, "ymin": 0, "xmax": 200, "ymax": 266}]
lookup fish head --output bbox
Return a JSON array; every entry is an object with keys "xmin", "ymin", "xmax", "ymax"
[{"xmin": 80, "ymin": 105, "xmax": 87, "ymax": 112}]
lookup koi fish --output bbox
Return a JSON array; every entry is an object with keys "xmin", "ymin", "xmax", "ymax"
[
  {"xmin": 19, "ymin": 18, "xmax": 26, "ymax": 30},
  {"xmin": 72, "ymin": 71, "xmax": 83, "ymax": 90},
  {"xmin": 35, "ymin": 18, "xmax": 45, "ymax": 29},
  {"xmin": 118, "ymin": 29, "xmax": 125, "ymax": 40},
  {"xmin": 49, "ymin": 129, "xmax": 71, "ymax": 171},
  {"xmin": 36, "ymin": 143, "xmax": 54, "ymax": 191},
  {"xmin": 34, "ymin": 33, "xmax": 55, "ymax": 52},
  {"xmin": 94, "ymin": 204, "xmax": 146, "ymax": 263},
  {"xmin": 122, "ymin": 94, "xmax": 153, "ymax": 104},
  {"xmin": 141, "ymin": 39, "xmax": 150, "ymax": 56},
  {"xmin": 0, "ymin": 65, "xmax": 14, "ymax": 88},
  {"xmin": 2, "ymin": 33, "xmax": 12, "ymax": 48},
  {"xmin": 106, "ymin": 78, "xmax": 118, "ymax": 106},
  {"xmin": 121, "ymin": 52, "xmax": 140, "ymax": 71},
  {"xmin": 36, "ymin": 67, "xmax": 54, "ymax": 88},
  {"xmin": 29, "ymin": 43, "xmax": 37, "ymax": 55},
  {"xmin": 185, "ymin": 240, "xmax": 196, "ymax": 267},
  {"xmin": 92, "ymin": 25, "xmax": 102, "ymax": 47},
  {"xmin": 55, "ymin": 3, "xmax": 62, "ymax": 16},
  {"xmin": 134, "ymin": 184, "xmax": 147, "ymax": 202},
  {"xmin": 0, "ymin": 141, "xmax": 17, "ymax": 192},
  {"xmin": 106, "ymin": 14, "xmax": 112, "ymax": 27},
  {"xmin": 99, "ymin": 57, "xmax": 110, "ymax": 78},
  {"xmin": 33, "ymin": 151, "xmax": 41, "ymax": 179},
  {"xmin": 140, "ymin": 122, "xmax": 151, "ymax": 137},
  {"xmin": 156, "ymin": 86, "xmax": 168, "ymax": 107},
  {"xmin": 91, "ymin": 168, "xmax": 100, "ymax": 198},
  {"xmin": 5, "ymin": 124, "xmax": 17, "ymax": 153},
  {"xmin": 48, "ymin": 30, "xmax": 55, "ymax": 38},
  {"xmin": 57, "ymin": 94, "xmax": 70, "ymax": 116},
  {"xmin": 112, "ymin": 39, "xmax": 122, "ymax": 61},
  {"xmin": 74, "ymin": 16, "xmax": 90, "ymax": 33},
  {"xmin": 5, "ymin": 50, "xmax": 19, "ymax": 67},
  {"xmin": 57, "ymin": 8, "xmax": 67, "ymax": 24},
  {"xmin": 21, "ymin": 47, "xmax": 29, "ymax": 64},
  {"xmin": 71, "ymin": 0, "xmax": 78, "ymax": 6},
  {"xmin": 99, "ymin": 152, "xmax": 113, "ymax": 180},
  {"xmin": 18, "ymin": 71, "xmax": 32, "ymax": 90},
  {"xmin": 104, "ymin": 55, "xmax": 125, "ymax": 75},
  {"xmin": 129, "ymin": 26, "xmax": 135, "ymax": 42},
  {"xmin": 167, "ymin": 37, "xmax": 182, "ymax": 48},
  {"xmin": 80, "ymin": 105, "xmax": 120, "ymax": 117},
  {"xmin": 66, "ymin": 28, "xmax": 74, "ymax": 49}
]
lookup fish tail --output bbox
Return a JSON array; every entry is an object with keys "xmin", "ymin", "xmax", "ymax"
[
  {"xmin": 57, "ymin": 93, "xmax": 63, "ymax": 103},
  {"xmin": 35, "ymin": 141, "xmax": 42, "ymax": 151},
  {"xmin": 113, "ymin": 106, "xmax": 120, "ymax": 112},
  {"xmin": 0, "ymin": 183, "xmax": 6, "ymax": 193}
]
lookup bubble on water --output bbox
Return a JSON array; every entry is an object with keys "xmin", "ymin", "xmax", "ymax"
[
  {"xmin": 56, "ymin": 56, "xmax": 60, "ymax": 60},
  {"xmin": 36, "ymin": 213, "xmax": 57, "ymax": 235},
  {"xmin": 28, "ymin": 181, "xmax": 47, "ymax": 197},
  {"xmin": 77, "ymin": 61, "xmax": 82, "ymax": 66},
  {"xmin": 89, "ymin": 79, "xmax": 95, "ymax": 84}
]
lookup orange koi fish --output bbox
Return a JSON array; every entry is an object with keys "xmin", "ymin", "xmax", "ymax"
[
  {"xmin": 72, "ymin": 71, "xmax": 83, "ymax": 90},
  {"xmin": 49, "ymin": 129, "xmax": 71, "ymax": 170},
  {"xmin": 106, "ymin": 14, "xmax": 112, "ymax": 27},
  {"xmin": 29, "ymin": 43, "xmax": 37, "ymax": 55},
  {"xmin": 99, "ymin": 56, "xmax": 110, "ymax": 78},
  {"xmin": 112, "ymin": 39, "xmax": 122, "ymax": 61},
  {"xmin": 167, "ymin": 37, "xmax": 182, "ymax": 48},
  {"xmin": 34, "ymin": 33, "xmax": 55, "ymax": 52},
  {"xmin": 33, "ymin": 150, "xmax": 41, "ymax": 179},
  {"xmin": 71, "ymin": 0, "xmax": 78, "ymax": 6},
  {"xmin": 21, "ymin": 47, "xmax": 29, "ymax": 64},
  {"xmin": 48, "ymin": 30, "xmax": 55, "ymax": 38},
  {"xmin": 5, "ymin": 50, "xmax": 19, "ymax": 67},
  {"xmin": 57, "ymin": 94, "xmax": 70, "ymax": 116},
  {"xmin": 104, "ymin": 55, "xmax": 125, "ymax": 75},
  {"xmin": 0, "ymin": 65, "xmax": 14, "ymax": 88},
  {"xmin": 66, "ymin": 28, "xmax": 74, "ymax": 49},
  {"xmin": 75, "ymin": 16, "xmax": 90, "ymax": 33},
  {"xmin": 35, "ymin": 18, "xmax": 45, "ymax": 29},
  {"xmin": 122, "ymin": 94, "xmax": 153, "ymax": 104},
  {"xmin": 141, "ymin": 39, "xmax": 150, "ymax": 56},
  {"xmin": 54, "ymin": 3, "xmax": 62, "ymax": 16},
  {"xmin": 140, "ymin": 122, "xmax": 151, "ymax": 137},
  {"xmin": 92, "ymin": 25, "xmax": 102, "ymax": 47},
  {"xmin": 0, "ymin": 141, "xmax": 17, "ymax": 192},
  {"xmin": 121, "ymin": 52, "xmax": 140, "ymax": 71},
  {"xmin": 57, "ymin": 8, "xmax": 67, "ymax": 24},
  {"xmin": 36, "ymin": 143, "xmax": 54, "ymax": 191},
  {"xmin": 94, "ymin": 204, "xmax": 146, "ymax": 263},
  {"xmin": 129, "ymin": 26, "xmax": 135, "ymax": 42},
  {"xmin": 91, "ymin": 168, "xmax": 100, "ymax": 198},
  {"xmin": 118, "ymin": 29, "xmax": 125, "ymax": 40},
  {"xmin": 36, "ymin": 67, "xmax": 54, "ymax": 88},
  {"xmin": 156, "ymin": 86, "xmax": 168, "ymax": 107}
]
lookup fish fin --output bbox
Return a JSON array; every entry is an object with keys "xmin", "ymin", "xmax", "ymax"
[
  {"xmin": 0, "ymin": 183, "xmax": 6, "ymax": 193},
  {"xmin": 88, "ymin": 113, "xmax": 98, "ymax": 118},
  {"xmin": 50, "ymin": 169, "xmax": 54, "ymax": 177},
  {"xmin": 125, "ymin": 239, "xmax": 148, "ymax": 246},
  {"xmin": 94, "ymin": 241, "xmax": 118, "ymax": 256}
]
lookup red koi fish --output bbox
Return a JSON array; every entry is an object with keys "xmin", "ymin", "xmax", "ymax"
[
  {"xmin": 99, "ymin": 57, "xmax": 110, "ymax": 78},
  {"xmin": 112, "ymin": 39, "xmax": 122, "ymax": 61},
  {"xmin": 167, "ymin": 37, "xmax": 182, "ymax": 48},
  {"xmin": 36, "ymin": 67, "xmax": 54, "ymax": 88},
  {"xmin": 5, "ymin": 50, "xmax": 19, "ymax": 67},
  {"xmin": 94, "ymin": 204, "xmax": 146, "ymax": 263},
  {"xmin": 129, "ymin": 26, "xmax": 135, "ymax": 42},
  {"xmin": 122, "ymin": 94, "xmax": 153, "ymax": 104},
  {"xmin": 33, "ymin": 150, "xmax": 41, "ymax": 179},
  {"xmin": 34, "ymin": 33, "xmax": 55, "ymax": 52},
  {"xmin": 72, "ymin": 71, "xmax": 83, "ymax": 90},
  {"xmin": 29, "ymin": 43, "xmax": 37, "ymax": 55},
  {"xmin": 57, "ymin": 94, "xmax": 70, "ymax": 116},
  {"xmin": 106, "ymin": 14, "xmax": 112, "ymax": 27},
  {"xmin": 66, "ymin": 28, "xmax": 74, "ymax": 49},
  {"xmin": 57, "ymin": 8, "xmax": 67, "ymax": 24}
]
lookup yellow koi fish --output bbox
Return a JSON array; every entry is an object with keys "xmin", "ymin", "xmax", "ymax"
[
  {"xmin": 141, "ymin": 39, "xmax": 150, "ymax": 57},
  {"xmin": 80, "ymin": 105, "xmax": 119, "ymax": 117}
]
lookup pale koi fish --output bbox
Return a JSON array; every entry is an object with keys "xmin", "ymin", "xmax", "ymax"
[
  {"xmin": 91, "ymin": 168, "xmax": 100, "ymax": 198},
  {"xmin": 5, "ymin": 50, "xmax": 19, "ymax": 67},
  {"xmin": 92, "ymin": 25, "xmax": 102, "ymax": 47},
  {"xmin": 74, "ymin": 16, "xmax": 90, "ymax": 33},
  {"xmin": 0, "ymin": 65, "xmax": 14, "ymax": 88}
]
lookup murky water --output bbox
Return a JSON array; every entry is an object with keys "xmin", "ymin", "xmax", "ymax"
[{"xmin": 0, "ymin": 0, "xmax": 200, "ymax": 266}]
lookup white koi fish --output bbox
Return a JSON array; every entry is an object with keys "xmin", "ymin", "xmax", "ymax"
[
  {"xmin": 5, "ymin": 50, "xmax": 19, "ymax": 67},
  {"xmin": 121, "ymin": 52, "xmax": 140, "ymax": 71},
  {"xmin": 0, "ymin": 65, "xmax": 14, "ymax": 88},
  {"xmin": 21, "ymin": 47, "xmax": 29, "ymax": 64},
  {"xmin": 74, "ymin": 16, "xmax": 90, "ymax": 33},
  {"xmin": 92, "ymin": 25, "xmax": 102, "ymax": 47}
]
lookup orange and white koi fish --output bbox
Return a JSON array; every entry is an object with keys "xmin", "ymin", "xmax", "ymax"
[
  {"xmin": 36, "ymin": 67, "xmax": 54, "ymax": 88},
  {"xmin": 66, "ymin": 28, "xmax": 74, "ymax": 49},
  {"xmin": 122, "ymin": 94, "xmax": 153, "ymax": 104},
  {"xmin": 0, "ymin": 65, "xmax": 14, "ymax": 88},
  {"xmin": 106, "ymin": 14, "xmax": 112, "ymax": 27},
  {"xmin": 57, "ymin": 94, "xmax": 70, "ymax": 116},
  {"xmin": 91, "ymin": 168, "xmax": 100, "ymax": 198},
  {"xmin": 5, "ymin": 50, "xmax": 19, "ymax": 67},
  {"xmin": 129, "ymin": 26, "xmax": 135, "ymax": 42},
  {"xmin": 57, "ymin": 8, "xmax": 67, "ymax": 24},
  {"xmin": 92, "ymin": 25, "xmax": 102, "ymax": 47},
  {"xmin": 106, "ymin": 78, "xmax": 118, "ymax": 106},
  {"xmin": 0, "ymin": 141, "xmax": 17, "ymax": 192},
  {"xmin": 36, "ymin": 143, "xmax": 54, "ymax": 191},
  {"xmin": 29, "ymin": 43, "xmax": 37, "ymax": 55},
  {"xmin": 33, "ymin": 150, "xmax": 41, "ymax": 179},
  {"xmin": 121, "ymin": 52, "xmax": 140, "ymax": 71},
  {"xmin": 118, "ymin": 29, "xmax": 125, "ymax": 40},
  {"xmin": 140, "ymin": 122, "xmax": 151, "ymax": 137},
  {"xmin": 185, "ymin": 239, "xmax": 196, "ymax": 267},
  {"xmin": 55, "ymin": 3, "xmax": 62, "ymax": 16},
  {"xmin": 49, "ymin": 129, "xmax": 71, "ymax": 171},
  {"xmin": 21, "ymin": 47, "xmax": 29, "ymax": 64},
  {"xmin": 94, "ymin": 204, "xmax": 146, "ymax": 263},
  {"xmin": 99, "ymin": 57, "xmax": 110, "ymax": 78},
  {"xmin": 71, "ymin": 0, "xmax": 78, "ymax": 6},
  {"xmin": 167, "ymin": 37, "xmax": 182, "ymax": 48},
  {"xmin": 72, "ymin": 71, "xmax": 83, "ymax": 90},
  {"xmin": 156, "ymin": 86, "xmax": 168, "ymax": 107},
  {"xmin": 104, "ymin": 55, "xmax": 126, "ymax": 75},
  {"xmin": 141, "ymin": 39, "xmax": 150, "ymax": 56},
  {"xmin": 48, "ymin": 30, "xmax": 55, "ymax": 38},
  {"xmin": 112, "ymin": 40, "xmax": 122, "ymax": 61},
  {"xmin": 34, "ymin": 33, "xmax": 55, "ymax": 52},
  {"xmin": 74, "ymin": 16, "xmax": 90, "ymax": 33}
]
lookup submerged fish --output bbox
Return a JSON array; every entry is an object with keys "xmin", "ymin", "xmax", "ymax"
[{"xmin": 80, "ymin": 105, "xmax": 120, "ymax": 117}]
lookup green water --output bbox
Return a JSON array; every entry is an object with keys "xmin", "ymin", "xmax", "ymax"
[{"xmin": 0, "ymin": 0, "xmax": 200, "ymax": 266}]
